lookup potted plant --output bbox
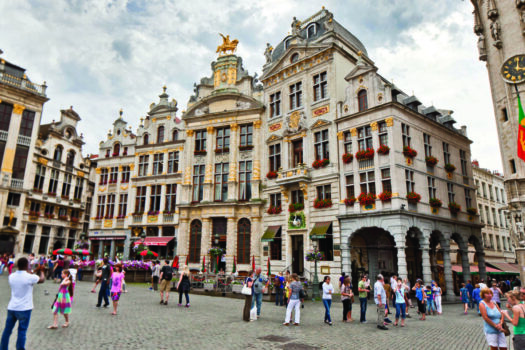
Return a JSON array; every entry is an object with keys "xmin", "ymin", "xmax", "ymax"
[
  {"xmin": 425, "ymin": 156, "xmax": 438, "ymax": 167},
  {"xmin": 358, "ymin": 193, "xmax": 376, "ymax": 206},
  {"xmin": 266, "ymin": 171, "xmax": 278, "ymax": 179},
  {"xmin": 378, "ymin": 191, "xmax": 392, "ymax": 202},
  {"xmin": 402, "ymin": 146, "xmax": 418, "ymax": 158},
  {"xmin": 267, "ymin": 205, "xmax": 282, "ymax": 214},
  {"xmin": 377, "ymin": 144, "xmax": 390, "ymax": 155},
  {"xmin": 444, "ymin": 163, "xmax": 456, "ymax": 173},
  {"xmin": 406, "ymin": 192, "xmax": 421, "ymax": 204},
  {"xmin": 344, "ymin": 197, "xmax": 356, "ymax": 206},
  {"xmin": 147, "ymin": 211, "xmax": 159, "ymax": 216},
  {"xmin": 214, "ymin": 147, "xmax": 229, "ymax": 153},
  {"xmin": 47, "ymin": 192, "xmax": 57, "ymax": 197},
  {"xmin": 312, "ymin": 158, "xmax": 330, "ymax": 169},
  {"xmin": 429, "ymin": 198, "xmax": 443, "ymax": 208},
  {"xmin": 467, "ymin": 207, "xmax": 478, "ymax": 216},
  {"xmin": 314, "ymin": 198, "xmax": 332, "ymax": 209},
  {"xmin": 288, "ymin": 203, "xmax": 304, "ymax": 212},
  {"xmin": 355, "ymin": 148, "xmax": 374, "ymax": 161},
  {"xmin": 342, "ymin": 153, "xmax": 353, "ymax": 164},
  {"xmin": 203, "ymin": 279, "xmax": 215, "ymax": 290},
  {"xmin": 232, "ymin": 280, "xmax": 243, "ymax": 293},
  {"xmin": 448, "ymin": 202, "xmax": 461, "ymax": 215}
]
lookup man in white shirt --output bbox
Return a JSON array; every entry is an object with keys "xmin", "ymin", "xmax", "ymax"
[
  {"xmin": 374, "ymin": 274, "xmax": 388, "ymax": 330},
  {"xmin": 1, "ymin": 257, "xmax": 45, "ymax": 350}
]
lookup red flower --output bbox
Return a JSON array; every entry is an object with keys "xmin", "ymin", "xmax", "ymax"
[
  {"xmin": 266, "ymin": 171, "xmax": 278, "ymax": 179},
  {"xmin": 429, "ymin": 198, "xmax": 442, "ymax": 208},
  {"xmin": 467, "ymin": 207, "xmax": 478, "ymax": 215},
  {"xmin": 267, "ymin": 206, "xmax": 282, "ymax": 214},
  {"xmin": 402, "ymin": 146, "xmax": 418, "ymax": 158},
  {"xmin": 355, "ymin": 148, "xmax": 374, "ymax": 161},
  {"xmin": 448, "ymin": 202, "xmax": 461, "ymax": 214},
  {"xmin": 344, "ymin": 197, "xmax": 356, "ymax": 206},
  {"xmin": 425, "ymin": 156, "xmax": 438, "ymax": 167},
  {"xmin": 358, "ymin": 193, "xmax": 376, "ymax": 205},
  {"xmin": 314, "ymin": 198, "xmax": 332, "ymax": 209},
  {"xmin": 444, "ymin": 163, "xmax": 456, "ymax": 173},
  {"xmin": 377, "ymin": 145, "xmax": 390, "ymax": 155},
  {"xmin": 312, "ymin": 159, "xmax": 330, "ymax": 169},
  {"xmin": 406, "ymin": 192, "xmax": 421, "ymax": 204},
  {"xmin": 342, "ymin": 153, "xmax": 353, "ymax": 164},
  {"xmin": 288, "ymin": 203, "xmax": 304, "ymax": 212},
  {"xmin": 378, "ymin": 191, "xmax": 392, "ymax": 201}
]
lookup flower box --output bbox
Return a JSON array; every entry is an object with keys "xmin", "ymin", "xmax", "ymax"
[
  {"xmin": 132, "ymin": 212, "xmax": 143, "ymax": 216},
  {"xmin": 466, "ymin": 207, "xmax": 478, "ymax": 215},
  {"xmin": 32, "ymin": 188, "xmax": 42, "ymax": 193},
  {"xmin": 29, "ymin": 211, "xmax": 40, "ymax": 217},
  {"xmin": 147, "ymin": 211, "xmax": 159, "ymax": 216},
  {"xmin": 429, "ymin": 198, "xmax": 443, "ymax": 208},
  {"xmin": 406, "ymin": 192, "xmax": 421, "ymax": 204},
  {"xmin": 377, "ymin": 145, "xmax": 390, "ymax": 155},
  {"xmin": 342, "ymin": 153, "xmax": 353, "ymax": 164},
  {"xmin": 266, "ymin": 171, "xmax": 278, "ymax": 179},
  {"xmin": 112, "ymin": 152, "xmax": 119, "ymax": 157},
  {"xmin": 314, "ymin": 198, "xmax": 332, "ymax": 209},
  {"xmin": 47, "ymin": 192, "xmax": 57, "ymax": 197},
  {"xmin": 402, "ymin": 146, "xmax": 418, "ymax": 158},
  {"xmin": 109, "ymin": 179, "xmax": 117, "ymax": 184},
  {"xmin": 444, "ymin": 163, "xmax": 456, "ymax": 173},
  {"xmin": 425, "ymin": 156, "xmax": 438, "ymax": 167},
  {"xmin": 305, "ymin": 249, "xmax": 325, "ymax": 261},
  {"xmin": 288, "ymin": 203, "xmax": 304, "ymax": 212},
  {"xmin": 448, "ymin": 202, "xmax": 461, "ymax": 215},
  {"xmin": 104, "ymin": 216, "xmax": 114, "ymax": 219},
  {"xmin": 378, "ymin": 191, "xmax": 392, "ymax": 202},
  {"xmin": 214, "ymin": 147, "xmax": 229, "ymax": 153},
  {"xmin": 358, "ymin": 193, "xmax": 376, "ymax": 206},
  {"xmin": 44, "ymin": 213, "xmax": 55, "ymax": 219},
  {"xmin": 194, "ymin": 150, "xmax": 207, "ymax": 156},
  {"xmin": 116, "ymin": 215, "xmax": 126, "ymax": 219},
  {"xmin": 239, "ymin": 145, "xmax": 254, "ymax": 151},
  {"xmin": 71, "ymin": 217, "xmax": 80, "ymax": 223},
  {"xmin": 312, "ymin": 159, "xmax": 329, "ymax": 169},
  {"xmin": 344, "ymin": 197, "xmax": 356, "ymax": 206},
  {"xmin": 355, "ymin": 148, "xmax": 374, "ymax": 161},
  {"xmin": 267, "ymin": 206, "xmax": 282, "ymax": 214},
  {"xmin": 61, "ymin": 195, "xmax": 69, "ymax": 200},
  {"xmin": 73, "ymin": 198, "xmax": 81, "ymax": 203},
  {"xmin": 58, "ymin": 215, "xmax": 68, "ymax": 221}
]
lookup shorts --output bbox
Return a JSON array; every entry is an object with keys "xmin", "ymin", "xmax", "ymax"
[
  {"xmin": 485, "ymin": 332, "xmax": 506, "ymax": 348},
  {"xmin": 111, "ymin": 292, "xmax": 121, "ymax": 301},
  {"xmin": 160, "ymin": 279, "xmax": 171, "ymax": 293}
]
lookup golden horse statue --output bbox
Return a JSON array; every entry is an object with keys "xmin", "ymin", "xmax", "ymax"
[{"xmin": 216, "ymin": 33, "xmax": 239, "ymax": 55}]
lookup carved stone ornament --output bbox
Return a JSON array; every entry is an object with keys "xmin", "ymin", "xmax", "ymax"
[
  {"xmin": 194, "ymin": 156, "xmax": 205, "ymax": 165},
  {"xmin": 283, "ymin": 110, "xmax": 307, "ymax": 136},
  {"xmin": 264, "ymin": 43, "xmax": 273, "ymax": 64},
  {"xmin": 236, "ymin": 101, "xmax": 251, "ymax": 109},
  {"xmin": 477, "ymin": 33, "xmax": 487, "ymax": 61},
  {"xmin": 195, "ymin": 106, "xmax": 209, "ymax": 116},
  {"xmin": 215, "ymin": 153, "xmax": 229, "ymax": 163},
  {"xmin": 239, "ymin": 151, "xmax": 252, "ymax": 160},
  {"xmin": 490, "ymin": 19, "xmax": 502, "ymax": 49},
  {"xmin": 324, "ymin": 11, "xmax": 334, "ymax": 31}
]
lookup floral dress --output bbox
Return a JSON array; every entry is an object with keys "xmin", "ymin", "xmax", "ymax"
[{"xmin": 53, "ymin": 283, "xmax": 71, "ymax": 315}]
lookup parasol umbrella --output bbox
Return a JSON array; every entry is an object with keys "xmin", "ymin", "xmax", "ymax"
[
  {"xmin": 252, "ymin": 255, "xmax": 255, "ymax": 271},
  {"xmin": 139, "ymin": 250, "xmax": 158, "ymax": 257},
  {"xmin": 172, "ymin": 256, "xmax": 179, "ymax": 269},
  {"xmin": 53, "ymin": 248, "xmax": 74, "ymax": 256},
  {"xmin": 73, "ymin": 249, "xmax": 91, "ymax": 256},
  {"xmin": 202, "ymin": 255, "xmax": 206, "ymax": 273}
]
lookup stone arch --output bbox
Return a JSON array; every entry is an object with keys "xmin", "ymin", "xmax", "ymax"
[
  {"xmin": 405, "ymin": 227, "xmax": 424, "ymax": 284},
  {"xmin": 53, "ymin": 145, "xmax": 63, "ymax": 162},
  {"xmin": 237, "ymin": 218, "xmax": 251, "ymax": 265},
  {"xmin": 188, "ymin": 219, "xmax": 202, "ymax": 264}
]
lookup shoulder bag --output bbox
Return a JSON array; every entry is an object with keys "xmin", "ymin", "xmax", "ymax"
[{"xmin": 242, "ymin": 278, "xmax": 252, "ymax": 296}]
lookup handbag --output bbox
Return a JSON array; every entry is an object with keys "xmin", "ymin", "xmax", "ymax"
[
  {"xmin": 501, "ymin": 321, "xmax": 511, "ymax": 337},
  {"xmin": 241, "ymin": 280, "xmax": 252, "ymax": 296}
]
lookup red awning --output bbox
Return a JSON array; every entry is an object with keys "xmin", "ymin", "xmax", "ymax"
[
  {"xmin": 143, "ymin": 236, "xmax": 174, "ymax": 246},
  {"xmin": 487, "ymin": 262, "xmax": 521, "ymax": 274},
  {"xmin": 450, "ymin": 265, "xmax": 500, "ymax": 273}
]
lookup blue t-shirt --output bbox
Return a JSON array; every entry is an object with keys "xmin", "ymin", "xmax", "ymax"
[
  {"xmin": 395, "ymin": 287, "xmax": 406, "ymax": 304},
  {"xmin": 472, "ymin": 288, "xmax": 481, "ymax": 302},
  {"xmin": 466, "ymin": 283, "xmax": 474, "ymax": 295},
  {"xmin": 415, "ymin": 287, "xmax": 423, "ymax": 301}
]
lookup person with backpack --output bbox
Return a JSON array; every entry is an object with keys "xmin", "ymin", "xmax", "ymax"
[
  {"xmin": 159, "ymin": 260, "xmax": 173, "ymax": 305},
  {"xmin": 274, "ymin": 272, "xmax": 285, "ymax": 306}
]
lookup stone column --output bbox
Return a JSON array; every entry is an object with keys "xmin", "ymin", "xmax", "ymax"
[
  {"xmin": 251, "ymin": 217, "xmax": 262, "ymax": 268},
  {"xmin": 158, "ymin": 226, "xmax": 162, "ymax": 237},
  {"xmin": 201, "ymin": 218, "xmax": 211, "ymax": 260},
  {"xmin": 178, "ymin": 218, "xmax": 189, "ymax": 262},
  {"xmin": 461, "ymin": 249, "xmax": 471, "ymax": 283},
  {"xmin": 393, "ymin": 230, "xmax": 407, "ymax": 279},
  {"xmin": 252, "ymin": 120, "xmax": 262, "ymax": 199},
  {"xmin": 226, "ymin": 217, "xmax": 236, "ymax": 273},
  {"xmin": 123, "ymin": 234, "xmax": 130, "ymax": 260},
  {"xmin": 32, "ymin": 226, "xmax": 42, "ymax": 255},
  {"xmin": 204, "ymin": 126, "xmax": 214, "ymax": 201},
  {"xmin": 421, "ymin": 243, "xmax": 432, "ymax": 284},
  {"xmin": 442, "ymin": 245, "xmax": 455, "ymax": 300},
  {"xmin": 477, "ymin": 251, "xmax": 487, "ymax": 281},
  {"xmin": 98, "ymin": 242, "xmax": 103, "ymax": 259},
  {"xmin": 110, "ymin": 240, "xmax": 116, "ymax": 259},
  {"xmin": 1, "ymin": 104, "xmax": 24, "ymax": 180},
  {"xmin": 341, "ymin": 242, "xmax": 352, "ymax": 277}
]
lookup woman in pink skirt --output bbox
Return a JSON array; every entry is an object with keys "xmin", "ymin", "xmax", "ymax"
[
  {"xmin": 110, "ymin": 264, "xmax": 125, "ymax": 315},
  {"xmin": 48, "ymin": 270, "xmax": 73, "ymax": 329}
]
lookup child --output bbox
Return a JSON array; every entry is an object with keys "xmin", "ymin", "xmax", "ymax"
[
  {"xmin": 459, "ymin": 282, "xmax": 469, "ymax": 315},
  {"xmin": 412, "ymin": 279, "xmax": 426, "ymax": 321},
  {"xmin": 91, "ymin": 262, "xmax": 102, "ymax": 293},
  {"xmin": 48, "ymin": 270, "xmax": 72, "ymax": 329},
  {"xmin": 472, "ymin": 284, "xmax": 481, "ymax": 314},
  {"xmin": 110, "ymin": 264, "xmax": 125, "ymax": 315}
]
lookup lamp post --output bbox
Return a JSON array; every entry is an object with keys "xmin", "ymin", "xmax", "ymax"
[{"xmin": 312, "ymin": 239, "xmax": 320, "ymax": 300}]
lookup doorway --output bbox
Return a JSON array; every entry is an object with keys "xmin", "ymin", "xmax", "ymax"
[
  {"xmin": 212, "ymin": 218, "xmax": 227, "ymax": 272},
  {"xmin": 292, "ymin": 139, "xmax": 303, "ymax": 167},
  {"xmin": 291, "ymin": 235, "xmax": 304, "ymax": 276}
]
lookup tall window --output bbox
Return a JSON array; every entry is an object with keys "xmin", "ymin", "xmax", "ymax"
[
  {"xmin": 485, "ymin": 206, "xmax": 491, "ymax": 225},
  {"xmin": 465, "ymin": 189, "xmax": 472, "ymax": 209},
  {"xmin": 189, "ymin": 220, "xmax": 202, "ymax": 263},
  {"xmin": 270, "ymin": 228, "xmax": 282, "ymax": 261},
  {"xmin": 402, "ymin": 124, "xmax": 411, "ymax": 147},
  {"xmin": 357, "ymin": 126, "xmax": 373, "ymax": 151},
  {"xmin": 138, "ymin": 155, "xmax": 149, "ymax": 177},
  {"xmin": 314, "ymin": 129, "xmax": 329, "ymax": 160},
  {"xmin": 153, "ymin": 154, "xmax": 163, "ymax": 175},
  {"xmin": 193, "ymin": 165, "xmax": 205, "ymax": 202},
  {"xmin": 428, "ymin": 176, "xmax": 437, "ymax": 199},
  {"xmin": 381, "ymin": 168, "xmax": 391, "ymax": 192},
  {"xmin": 100, "ymin": 168, "xmax": 108, "ymax": 185},
  {"xmin": 360, "ymin": 171, "xmax": 376, "ymax": 194},
  {"xmin": 66, "ymin": 150, "xmax": 75, "ymax": 166},
  {"xmin": 149, "ymin": 185, "xmax": 162, "ymax": 213},
  {"xmin": 48, "ymin": 169, "xmax": 59, "ymax": 194},
  {"xmin": 121, "ymin": 166, "xmax": 130, "ymax": 183},
  {"xmin": 269, "ymin": 92, "xmax": 281, "ymax": 118},
  {"xmin": 19, "ymin": 110, "xmax": 35, "ymax": 137},
  {"xmin": 357, "ymin": 90, "xmax": 368, "ymax": 112},
  {"xmin": 269, "ymin": 144, "xmax": 281, "ymax": 172},
  {"xmin": 61, "ymin": 173, "xmax": 72, "ymax": 198},
  {"xmin": 214, "ymin": 163, "xmax": 229, "ymax": 201},
  {"xmin": 460, "ymin": 150, "xmax": 468, "ymax": 176},
  {"xmin": 313, "ymin": 72, "xmax": 328, "ymax": 101},
  {"xmin": 96, "ymin": 195, "xmax": 105, "ymax": 218},
  {"xmin": 443, "ymin": 142, "xmax": 450, "ymax": 164},
  {"xmin": 44, "ymin": 204, "xmax": 55, "ymax": 217},
  {"xmin": 345, "ymin": 175, "xmax": 355, "ymax": 198},
  {"xmin": 195, "ymin": 130, "xmax": 207, "ymax": 152},
  {"xmin": 113, "ymin": 143, "xmax": 120, "ymax": 157},
  {"xmin": 424, "ymin": 133, "xmax": 432, "ymax": 157},
  {"xmin": 0, "ymin": 103, "xmax": 13, "ymax": 132},
  {"xmin": 307, "ymin": 23, "xmax": 317, "ymax": 38},
  {"xmin": 237, "ymin": 219, "xmax": 251, "ymax": 264},
  {"xmin": 405, "ymin": 170, "xmax": 415, "ymax": 193},
  {"xmin": 73, "ymin": 178, "xmax": 83, "ymax": 200},
  {"xmin": 143, "ymin": 133, "xmax": 149, "ymax": 145},
  {"xmin": 239, "ymin": 161, "xmax": 252, "ymax": 201},
  {"xmin": 53, "ymin": 145, "xmax": 63, "ymax": 162},
  {"xmin": 239, "ymin": 124, "xmax": 253, "ymax": 147},
  {"xmin": 289, "ymin": 82, "xmax": 302, "ymax": 110},
  {"xmin": 216, "ymin": 127, "xmax": 230, "ymax": 150},
  {"xmin": 492, "ymin": 207, "xmax": 498, "ymax": 227},
  {"xmin": 33, "ymin": 164, "xmax": 46, "ymax": 191},
  {"xmin": 135, "ymin": 186, "xmax": 146, "ymax": 213},
  {"xmin": 172, "ymin": 129, "xmax": 179, "ymax": 141},
  {"xmin": 106, "ymin": 194, "xmax": 115, "ymax": 218},
  {"xmin": 118, "ymin": 194, "xmax": 128, "ymax": 217},
  {"xmin": 165, "ymin": 184, "xmax": 177, "ymax": 213},
  {"xmin": 316, "ymin": 184, "xmax": 331, "ymax": 200},
  {"xmin": 109, "ymin": 166, "xmax": 118, "ymax": 183},
  {"xmin": 447, "ymin": 183, "xmax": 455, "ymax": 203},
  {"xmin": 12, "ymin": 146, "xmax": 29, "ymax": 179},
  {"xmin": 157, "ymin": 126, "xmax": 165, "ymax": 143},
  {"xmin": 167, "ymin": 152, "xmax": 179, "ymax": 174},
  {"xmin": 378, "ymin": 121, "xmax": 388, "ymax": 146},
  {"xmin": 291, "ymin": 190, "xmax": 304, "ymax": 205},
  {"xmin": 270, "ymin": 193, "xmax": 281, "ymax": 209},
  {"xmin": 343, "ymin": 131, "xmax": 352, "ymax": 154},
  {"xmin": 489, "ymin": 184, "xmax": 494, "ymax": 200}
]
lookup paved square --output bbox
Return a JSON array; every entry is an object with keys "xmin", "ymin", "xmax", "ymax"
[{"xmin": 0, "ymin": 276, "xmax": 510, "ymax": 349}]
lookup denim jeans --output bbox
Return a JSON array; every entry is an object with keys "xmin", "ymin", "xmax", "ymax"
[
  {"xmin": 323, "ymin": 299, "xmax": 332, "ymax": 323},
  {"xmin": 1, "ymin": 310, "xmax": 32, "ymax": 350},
  {"xmin": 395, "ymin": 302, "xmax": 406, "ymax": 319},
  {"xmin": 468, "ymin": 296, "xmax": 474, "ymax": 309},
  {"xmin": 97, "ymin": 280, "xmax": 110, "ymax": 307},
  {"xmin": 359, "ymin": 297, "xmax": 368, "ymax": 322},
  {"xmin": 275, "ymin": 288, "xmax": 284, "ymax": 306},
  {"xmin": 251, "ymin": 292, "xmax": 263, "ymax": 316},
  {"xmin": 426, "ymin": 299, "xmax": 436, "ymax": 314}
]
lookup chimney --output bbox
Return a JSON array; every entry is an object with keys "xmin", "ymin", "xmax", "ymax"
[{"xmin": 460, "ymin": 125, "xmax": 467, "ymax": 136}]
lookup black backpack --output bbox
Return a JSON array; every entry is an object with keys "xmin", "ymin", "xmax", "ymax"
[{"xmin": 163, "ymin": 266, "xmax": 173, "ymax": 281}]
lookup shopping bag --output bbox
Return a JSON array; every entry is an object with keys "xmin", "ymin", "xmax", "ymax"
[
  {"xmin": 250, "ymin": 306, "xmax": 257, "ymax": 321},
  {"xmin": 242, "ymin": 285, "xmax": 252, "ymax": 296}
]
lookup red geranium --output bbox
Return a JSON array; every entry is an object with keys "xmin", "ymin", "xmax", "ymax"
[
  {"xmin": 377, "ymin": 145, "xmax": 390, "ymax": 155},
  {"xmin": 378, "ymin": 191, "xmax": 392, "ymax": 201},
  {"xmin": 342, "ymin": 153, "xmax": 353, "ymax": 164},
  {"xmin": 358, "ymin": 193, "xmax": 376, "ymax": 206},
  {"xmin": 266, "ymin": 171, "xmax": 278, "ymax": 179},
  {"xmin": 403, "ymin": 146, "xmax": 418, "ymax": 158},
  {"xmin": 406, "ymin": 192, "xmax": 421, "ymax": 204},
  {"xmin": 312, "ymin": 159, "xmax": 330, "ymax": 169},
  {"xmin": 355, "ymin": 148, "xmax": 374, "ymax": 161}
]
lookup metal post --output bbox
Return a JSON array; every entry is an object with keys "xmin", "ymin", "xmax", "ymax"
[{"xmin": 312, "ymin": 240, "xmax": 320, "ymax": 300}]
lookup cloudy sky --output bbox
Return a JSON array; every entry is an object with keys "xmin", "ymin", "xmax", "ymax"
[{"xmin": 0, "ymin": 0, "xmax": 501, "ymax": 171}]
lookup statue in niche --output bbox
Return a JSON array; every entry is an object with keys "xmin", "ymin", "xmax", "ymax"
[
  {"xmin": 490, "ymin": 19, "xmax": 502, "ymax": 48},
  {"xmin": 477, "ymin": 33, "xmax": 487, "ymax": 61}
]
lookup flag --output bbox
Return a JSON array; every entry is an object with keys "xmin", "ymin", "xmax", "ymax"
[
  {"xmin": 267, "ymin": 256, "xmax": 271, "ymax": 277},
  {"xmin": 185, "ymin": 255, "xmax": 188, "ymax": 266},
  {"xmin": 214, "ymin": 256, "xmax": 219, "ymax": 274},
  {"xmin": 202, "ymin": 256, "xmax": 206, "ymax": 273},
  {"xmin": 252, "ymin": 255, "xmax": 255, "ymax": 271},
  {"xmin": 517, "ymin": 85, "xmax": 525, "ymax": 162},
  {"xmin": 172, "ymin": 256, "xmax": 179, "ymax": 269},
  {"xmin": 232, "ymin": 256, "xmax": 236, "ymax": 274}
]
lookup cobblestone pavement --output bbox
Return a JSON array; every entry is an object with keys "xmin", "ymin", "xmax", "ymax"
[{"xmin": 0, "ymin": 276, "xmax": 512, "ymax": 350}]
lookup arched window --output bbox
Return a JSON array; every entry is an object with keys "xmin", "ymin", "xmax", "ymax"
[
  {"xmin": 113, "ymin": 143, "xmax": 120, "ymax": 157},
  {"xmin": 66, "ymin": 150, "xmax": 75, "ymax": 166},
  {"xmin": 172, "ymin": 129, "xmax": 178, "ymax": 141},
  {"xmin": 157, "ymin": 126, "xmax": 164, "ymax": 144},
  {"xmin": 307, "ymin": 23, "xmax": 317, "ymax": 38},
  {"xmin": 189, "ymin": 220, "xmax": 202, "ymax": 263},
  {"xmin": 53, "ymin": 145, "xmax": 63, "ymax": 162},
  {"xmin": 285, "ymin": 38, "xmax": 291, "ymax": 50},
  {"xmin": 143, "ymin": 133, "xmax": 149, "ymax": 145},
  {"xmin": 290, "ymin": 53, "xmax": 299, "ymax": 63},
  {"xmin": 237, "ymin": 218, "xmax": 251, "ymax": 264},
  {"xmin": 358, "ymin": 89, "xmax": 368, "ymax": 112}
]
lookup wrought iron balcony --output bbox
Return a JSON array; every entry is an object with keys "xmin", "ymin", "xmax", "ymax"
[{"xmin": 10, "ymin": 178, "xmax": 23, "ymax": 189}]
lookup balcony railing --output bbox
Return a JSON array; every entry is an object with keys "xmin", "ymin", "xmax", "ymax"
[
  {"xmin": 17, "ymin": 135, "xmax": 31, "ymax": 147},
  {"xmin": 10, "ymin": 178, "xmax": 23, "ymax": 189},
  {"xmin": 358, "ymin": 159, "xmax": 374, "ymax": 170},
  {"xmin": 132, "ymin": 214, "xmax": 143, "ymax": 224},
  {"xmin": 163, "ymin": 213, "xmax": 174, "ymax": 222},
  {"xmin": 275, "ymin": 166, "xmax": 311, "ymax": 186},
  {"xmin": 0, "ymin": 130, "xmax": 7, "ymax": 142},
  {"xmin": 0, "ymin": 70, "xmax": 47, "ymax": 96}
]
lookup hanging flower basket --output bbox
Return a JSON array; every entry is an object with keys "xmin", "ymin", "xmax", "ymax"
[
  {"xmin": 406, "ymin": 192, "xmax": 421, "ymax": 204},
  {"xmin": 429, "ymin": 198, "xmax": 443, "ymax": 208},
  {"xmin": 378, "ymin": 191, "xmax": 392, "ymax": 202},
  {"xmin": 444, "ymin": 163, "xmax": 456, "ymax": 173},
  {"xmin": 342, "ymin": 153, "xmax": 353, "ymax": 164},
  {"xmin": 266, "ymin": 171, "xmax": 278, "ymax": 179},
  {"xmin": 377, "ymin": 145, "xmax": 390, "ymax": 155},
  {"xmin": 208, "ymin": 247, "xmax": 224, "ymax": 257},
  {"xmin": 305, "ymin": 249, "xmax": 324, "ymax": 262},
  {"xmin": 355, "ymin": 148, "xmax": 374, "ymax": 161},
  {"xmin": 312, "ymin": 159, "xmax": 330, "ymax": 169},
  {"xmin": 314, "ymin": 198, "xmax": 332, "ymax": 209},
  {"xmin": 267, "ymin": 206, "xmax": 282, "ymax": 214},
  {"xmin": 466, "ymin": 207, "xmax": 478, "ymax": 215},
  {"xmin": 402, "ymin": 146, "xmax": 418, "ymax": 158},
  {"xmin": 358, "ymin": 193, "xmax": 376, "ymax": 206},
  {"xmin": 288, "ymin": 203, "xmax": 304, "ymax": 212},
  {"xmin": 425, "ymin": 156, "xmax": 438, "ymax": 167},
  {"xmin": 344, "ymin": 197, "xmax": 356, "ymax": 206},
  {"xmin": 448, "ymin": 202, "xmax": 461, "ymax": 214}
]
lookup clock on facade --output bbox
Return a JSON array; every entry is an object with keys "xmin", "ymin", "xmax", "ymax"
[{"xmin": 501, "ymin": 54, "xmax": 525, "ymax": 84}]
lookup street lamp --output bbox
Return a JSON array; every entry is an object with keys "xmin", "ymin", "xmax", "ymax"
[{"xmin": 312, "ymin": 239, "xmax": 320, "ymax": 300}]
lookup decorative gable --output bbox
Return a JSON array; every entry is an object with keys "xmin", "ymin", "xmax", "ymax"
[{"xmin": 310, "ymin": 119, "xmax": 331, "ymax": 130}]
